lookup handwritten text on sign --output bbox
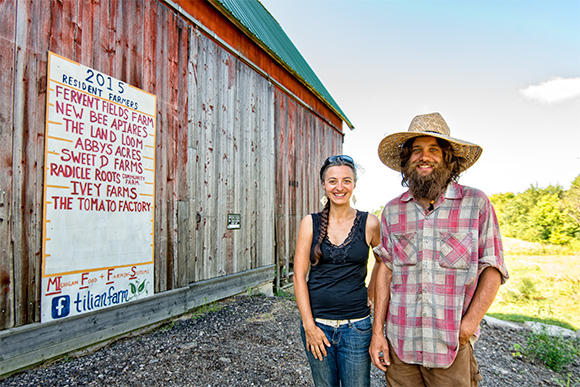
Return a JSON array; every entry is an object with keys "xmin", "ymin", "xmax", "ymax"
[{"xmin": 41, "ymin": 52, "xmax": 156, "ymax": 322}]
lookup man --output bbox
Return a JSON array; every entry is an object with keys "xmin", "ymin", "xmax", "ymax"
[{"xmin": 370, "ymin": 112, "xmax": 508, "ymax": 386}]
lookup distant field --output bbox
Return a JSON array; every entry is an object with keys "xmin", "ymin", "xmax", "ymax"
[{"xmin": 488, "ymin": 252, "xmax": 580, "ymax": 331}]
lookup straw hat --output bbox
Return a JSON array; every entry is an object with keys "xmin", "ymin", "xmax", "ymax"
[{"xmin": 377, "ymin": 112, "xmax": 483, "ymax": 172}]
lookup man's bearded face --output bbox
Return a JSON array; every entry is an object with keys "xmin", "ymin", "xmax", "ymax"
[{"xmin": 403, "ymin": 154, "xmax": 453, "ymax": 201}]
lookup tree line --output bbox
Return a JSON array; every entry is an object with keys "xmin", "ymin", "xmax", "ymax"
[{"xmin": 490, "ymin": 174, "xmax": 580, "ymax": 249}]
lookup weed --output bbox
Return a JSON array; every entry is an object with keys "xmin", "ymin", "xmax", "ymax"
[
  {"xmin": 555, "ymin": 373, "xmax": 580, "ymax": 387},
  {"xmin": 519, "ymin": 277, "xmax": 538, "ymax": 299},
  {"xmin": 556, "ymin": 375, "xmax": 579, "ymax": 387},
  {"xmin": 521, "ymin": 326, "xmax": 580, "ymax": 372},
  {"xmin": 275, "ymin": 289, "xmax": 295, "ymax": 300},
  {"xmin": 246, "ymin": 286, "xmax": 267, "ymax": 297},
  {"xmin": 159, "ymin": 321, "xmax": 175, "ymax": 333},
  {"xmin": 191, "ymin": 300, "xmax": 223, "ymax": 320},
  {"xmin": 511, "ymin": 343, "xmax": 524, "ymax": 358}
]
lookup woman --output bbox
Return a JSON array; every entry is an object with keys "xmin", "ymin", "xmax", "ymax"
[{"xmin": 293, "ymin": 155, "xmax": 382, "ymax": 387}]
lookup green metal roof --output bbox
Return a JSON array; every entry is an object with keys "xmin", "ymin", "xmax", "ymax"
[{"xmin": 212, "ymin": 0, "xmax": 354, "ymax": 130}]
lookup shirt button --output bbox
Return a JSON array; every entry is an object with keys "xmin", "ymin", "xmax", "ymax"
[
  {"xmin": 423, "ymin": 313, "xmax": 427, "ymax": 317},
  {"xmin": 425, "ymin": 237, "xmax": 429, "ymax": 243}
]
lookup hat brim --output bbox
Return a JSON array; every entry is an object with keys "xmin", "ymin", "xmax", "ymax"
[{"xmin": 378, "ymin": 132, "xmax": 483, "ymax": 172}]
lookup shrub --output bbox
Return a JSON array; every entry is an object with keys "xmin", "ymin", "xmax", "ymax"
[
  {"xmin": 524, "ymin": 326, "xmax": 580, "ymax": 372},
  {"xmin": 518, "ymin": 277, "xmax": 537, "ymax": 299}
]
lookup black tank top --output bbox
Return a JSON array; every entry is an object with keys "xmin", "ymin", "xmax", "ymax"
[{"xmin": 308, "ymin": 210, "xmax": 371, "ymax": 320}]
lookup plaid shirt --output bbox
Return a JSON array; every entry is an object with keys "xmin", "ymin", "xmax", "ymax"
[{"xmin": 374, "ymin": 182, "xmax": 508, "ymax": 368}]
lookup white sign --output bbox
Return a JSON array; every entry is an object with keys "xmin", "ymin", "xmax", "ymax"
[{"xmin": 41, "ymin": 52, "xmax": 156, "ymax": 322}]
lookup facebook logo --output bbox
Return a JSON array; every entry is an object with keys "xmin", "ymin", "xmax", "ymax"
[{"xmin": 51, "ymin": 295, "xmax": 70, "ymax": 319}]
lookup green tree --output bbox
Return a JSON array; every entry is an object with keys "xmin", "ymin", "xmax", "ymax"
[
  {"xmin": 562, "ymin": 174, "xmax": 580, "ymax": 229},
  {"xmin": 528, "ymin": 190, "xmax": 575, "ymax": 245},
  {"xmin": 491, "ymin": 182, "xmax": 579, "ymax": 246},
  {"xmin": 490, "ymin": 192, "xmax": 519, "ymax": 237}
]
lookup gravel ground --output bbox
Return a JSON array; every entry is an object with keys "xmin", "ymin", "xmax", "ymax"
[{"xmin": 1, "ymin": 295, "xmax": 578, "ymax": 386}]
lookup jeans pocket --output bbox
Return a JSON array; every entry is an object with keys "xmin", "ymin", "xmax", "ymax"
[
  {"xmin": 439, "ymin": 232, "xmax": 472, "ymax": 269},
  {"xmin": 393, "ymin": 232, "xmax": 417, "ymax": 266},
  {"xmin": 351, "ymin": 317, "xmax": 372, "ymax": 335}
]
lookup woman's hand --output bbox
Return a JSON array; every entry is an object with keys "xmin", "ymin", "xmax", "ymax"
[{"xmin": 303, "ymin": 323, "xmax": 331, "ymax": 361}]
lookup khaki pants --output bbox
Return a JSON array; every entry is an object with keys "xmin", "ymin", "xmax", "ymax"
[{"xmin": 385, "ymin": 341, "xmax": 482, "ymax": 387}]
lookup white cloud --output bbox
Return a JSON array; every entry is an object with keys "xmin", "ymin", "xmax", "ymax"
[{"xmin": 520, "ymin": 77, "xmax": 580, "ymax": 104}]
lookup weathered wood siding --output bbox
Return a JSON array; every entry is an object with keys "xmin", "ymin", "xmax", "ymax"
[
  {"xmin": 274, "ymin": 88, "xmax": 343, "ymax": 287},
  {"xmin": 0, "ymin": 0, "xmax": 279, "ymax": 331},
  {"xmin": 186, "ymin": 29, "xmax": 275, "ymax": 284},
  {"xmin": 0, "ymin": 0, "xmax": 351, "ymax": 374}
]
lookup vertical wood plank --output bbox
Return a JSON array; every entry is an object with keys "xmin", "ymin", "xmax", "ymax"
[
  {"xmin": 12, "ymin": 0, "xmax": 52, "ymax": 325},
  {"xmin": 0, "ymin": 0, "xmax": 16, "ymax": 329},
  {"xmin": 11, "ymin": 0, "xmax": 30, "ymax": 329},
  {"xmin": 188, "ymin": 28, "xmax": 201, "ymax": 284},
  {"xmin": 177, "ymin": 200, "xmax": 189, "ymax": 287},
  {"xmin": 186, "ymin": 146, "xmax": 197, "ymax": 284},
  {"xmin": 173, "ymin": 22, "xmax": 190, "ymax": 288}
]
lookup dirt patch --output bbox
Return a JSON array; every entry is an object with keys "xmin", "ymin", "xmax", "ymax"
[{"xmin": 1, "ymin": 295, "xmax": 578, "ymax": 386}]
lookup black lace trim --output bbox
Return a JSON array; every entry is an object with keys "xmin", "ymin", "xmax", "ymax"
[{"xmin": 323, "ymin": 211, "xmax": 362, "ymax": 264}]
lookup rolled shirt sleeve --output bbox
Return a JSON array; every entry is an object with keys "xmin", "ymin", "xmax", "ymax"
[{"xmin": 477, "ymin": 195, "xmax": 509, "ymax": 284}]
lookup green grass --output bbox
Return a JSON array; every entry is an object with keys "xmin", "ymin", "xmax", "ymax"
[
  {"xmin": 502, "ymin": 237, "xmax": 580, "ymax": 256},
  {"xmin": 555, "ymin": 373, "xmax": 580, "ymax": 387},
  {"xmin": 275, "ymin": 289, "xmax": 295, "ymax": 300},
  {"xmin": 488, "ymin": 252, "xmax": 580, "ymax": 331},
  {"xmin": 190, "ymin": 300, "xmax": 223, "ymax": 320}
]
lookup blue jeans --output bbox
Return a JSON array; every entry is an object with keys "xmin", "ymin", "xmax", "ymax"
[{"xmin": 300, "ymin": 316, "xmax": 372, "ymax": 387}]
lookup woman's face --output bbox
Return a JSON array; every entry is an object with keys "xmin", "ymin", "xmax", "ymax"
[{"xmin": 322, "ymin": 165, "xmax": 356, "ymax": 206}]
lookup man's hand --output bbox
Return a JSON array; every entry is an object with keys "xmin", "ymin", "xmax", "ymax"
[
  {"xmin": 369, "ymin": 260, "xmax": 392, "ymax": 371},
  {"xmin": 459, "ymin": 318, "xmax": 478, "ymax": 346},
  {"xmin": 459, "ymin": 267, "xmax": 502, "ymax": 346},
  {"xmin": 369, "ymin": 332, "xmax": 390, "ymax": 371}
]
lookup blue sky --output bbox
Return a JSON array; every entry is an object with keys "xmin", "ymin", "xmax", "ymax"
[{"xmin": 260, "ymin": 0, "xmax": 580, "ymax": 211}]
